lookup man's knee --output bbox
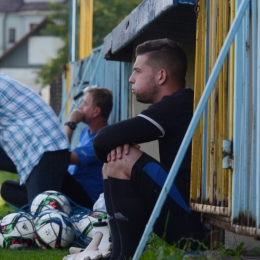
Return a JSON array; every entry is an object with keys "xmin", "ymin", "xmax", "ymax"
[
  {"xmin": 103, "ymin": 147, "xmax": 143, "ymax": 180},
  {"xmin": 102, "ymin": 163, "xmax": 109, "ymax": 179}
]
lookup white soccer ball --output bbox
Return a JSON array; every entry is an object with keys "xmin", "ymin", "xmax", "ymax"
[
  {"xmin": 0, "ymin": 212, "xmax": 34, "ymax": 249},
  {"xmin": 34, "ymin": 210, "xmax": 74, "ymax": 249},
  {"xmin": 30, "ymin": 190, "xmax": 71, "ymax": 217},
  {"xmin": 71, "ymin": 211, "xmax": 107, "ymax": 239}
]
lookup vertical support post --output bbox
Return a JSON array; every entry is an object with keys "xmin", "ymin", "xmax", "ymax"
[
  {"xmin": 79, "ymin": 0, "xmax": 93, "ymax": 59},
  {"xmin": 191, "ymin": 0, "xmax": 205, "ymax": 204},
  {"xmin": 256, "ymin": 0, "xmax": 260, "ymax": 237},
  {"xmin": 69, "ymin": 0, "xmax": 78, "ymax": 62}
]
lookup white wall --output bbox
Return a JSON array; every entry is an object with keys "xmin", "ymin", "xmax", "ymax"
[
  {"xmin": 3, "ymin": 14, "xmax": 22, "ymax": 52},
  {"xmin": 20, "ymin": 15, "xmax": 45, "ymax": 35},
  {"xmin": 40, "ymin": 85, "xmax": 50, "ymax": 104},
  {"xmin": 28, "ymin": 36, "xmax": 64, "ymax": 65},
  {"xmin": 23, "ymin": 0, "xmax": 64, "ymax": 2},
  {"xmin": 0, "ymin": 68, "xmax": 42, "ymax": 93}
]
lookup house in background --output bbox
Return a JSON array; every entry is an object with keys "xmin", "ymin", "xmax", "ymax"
[
  {"xmin": 0, "ymin": 0, "xmax": 66, "ymax": 56},
  {"xmin": 0, "ymin": 0, "xmax": 66, "ymax": 103}
]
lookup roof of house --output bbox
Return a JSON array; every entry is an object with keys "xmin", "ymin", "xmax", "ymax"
[
  {"xmin": 0, "ymin": 17, "xmax": 48, "ymax": 62},
  {"xmin": 0, "ymin": 0, "xmax": 23, "ymax": 12},
  {"xmin": 0, "ymin": 0, "xmax": 67, "ymax": 12}
]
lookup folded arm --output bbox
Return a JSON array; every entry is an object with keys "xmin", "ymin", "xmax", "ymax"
[{"xmin": 93, "ymin": 116, "xmax": 162, "ymax": 162}]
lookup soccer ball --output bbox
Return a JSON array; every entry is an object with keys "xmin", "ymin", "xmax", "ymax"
[
  {"xmin": 0, "ymin": 212, "xmax": 34, "ymax": 249},
  {"xmin": 34, "ymin": 210, "xmax": 74, "ymax": 249},
  {"xmin": 71, "ymin": 211, "xmax": 107, "ymax": 239},
  {"xmin": 30, "ymin": 190, "xmax": 71, "ymax": 217}
]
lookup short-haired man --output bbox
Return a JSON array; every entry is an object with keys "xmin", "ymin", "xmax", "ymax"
[
  {"xmin": 1, "ymin": 86, "xmax": 113, "ymax": 210},
  {"xmin": 93, "ymin": 39, "xmax": 208, "ymax": 259},
  {"xmin": 62, "ymin": 86, "xmax": 113, "ymax": 208}
]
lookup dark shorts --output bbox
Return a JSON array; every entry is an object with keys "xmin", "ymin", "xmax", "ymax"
[
  {"xmin": 130, "ymin": 152, "xmax": 209, "ymax": 247},
  {"xmin": 1, "ymin": 173, "xmax": 94, "ymax": 210}
]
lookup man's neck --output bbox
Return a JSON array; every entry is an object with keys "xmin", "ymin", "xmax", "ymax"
[
  {"xmin": 88, "ymin": 120, "xmax": 108, "ymax": 134},
  {"xmin": 153, "ymin": 85, "xmax": 184, "ymax": 104}
]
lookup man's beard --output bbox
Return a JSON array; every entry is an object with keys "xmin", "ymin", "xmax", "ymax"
[{"xmin": 135, "ymin": 78, "xmax": 158, "ymax": 104}]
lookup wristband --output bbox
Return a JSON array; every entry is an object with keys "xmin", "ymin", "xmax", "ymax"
[{"xmin": 65, "ymin": 122, "xmax": 77, "ymax": 130}]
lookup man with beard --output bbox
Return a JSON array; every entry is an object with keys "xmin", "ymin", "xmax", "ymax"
[{"xmin": 92, "ymin": 39, "xmax": 208, "ymax": 260}]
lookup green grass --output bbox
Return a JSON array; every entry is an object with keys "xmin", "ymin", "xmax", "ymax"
[
  {"xmin": 0, "ymin": 171, "xmax": 18, "ymax": 183},
  {"xmin": 0, "ymin": 248, "xmax": 69, "ymax": 260},
  {"xmin": 0, "ymin": 171, "xmax": 18, "ymax": 218}
]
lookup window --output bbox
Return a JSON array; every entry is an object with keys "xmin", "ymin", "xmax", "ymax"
[
  {"xmin": 9, "ymin": 28, "xmax": 16, "ymax": 43},
  {"xmin": 30, "ymin": 23, "xmax": 38, "ymax": 31}
]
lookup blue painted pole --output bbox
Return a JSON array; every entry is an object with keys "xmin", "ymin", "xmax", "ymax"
[
  {"xmin": 133, "ymin": 0, "xmax": 250, "ymax": 259},
  {"xmin": 250, "ymin": 0, "xmax": 257, "ymax": 225},
  {"xmin": 255, "ymin": 0, "xmax": 260, "ymax": 237}
]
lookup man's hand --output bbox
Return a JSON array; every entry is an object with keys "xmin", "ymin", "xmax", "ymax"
[
  {"xmin": 64, "ymin": 109, "xmax": 85, "ymax": 144},
  {"xmin": 107, "ymin": 143, "xmax": 141, "ymax": 162},
  {"xmin": 67, "ymin": 109, "xmax": 84, "ymax": 124},
  {"xmin": 103, "ymin": 145, "xmax": 143, "ymax": 180}
]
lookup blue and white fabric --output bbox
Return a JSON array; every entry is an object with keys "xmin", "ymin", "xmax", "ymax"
[{"xmin": 0, "ymin": 73, "xmax": 69, "ymax": 184}]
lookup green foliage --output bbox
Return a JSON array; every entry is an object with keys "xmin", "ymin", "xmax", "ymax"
[
  {"xmin": 35, "ymin": 2, "xmax": 68, "ymax": 86},
  {"xmin": 93, "ymin": 0, "xmax": 142, "ymax": 47},
  {"xmin": 223, "ymin": 242, "xmax": 245, "ymax": 259},
  {"xmin": 36, "ymin": 0, "xmax": 142, "ymax": 86},
  {"xmin": 247, "ymin": 246, "xmax": 260, "ymax": 256},
  {"xmin": 141, "ymin": 234, "xmax": 208, "ymax": 260}
]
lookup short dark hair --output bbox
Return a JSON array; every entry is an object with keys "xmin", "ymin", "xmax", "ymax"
[
  {"xmin": 136, "ymin": 38, "xmax": 187, "ymax": 86},
  {"xmin": 85, "ymin": 87, "xmax": 113, "ymax": 120}
]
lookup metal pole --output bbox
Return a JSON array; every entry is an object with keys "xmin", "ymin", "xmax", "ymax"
[{"xmin": 70, "ymin": 0, "xmax": 77, "ymax": 62}]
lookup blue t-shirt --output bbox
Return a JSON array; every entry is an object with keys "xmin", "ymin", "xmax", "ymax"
[{"xmin": 68, "ymin": 126, "xmax": 103, "ymax": 203}]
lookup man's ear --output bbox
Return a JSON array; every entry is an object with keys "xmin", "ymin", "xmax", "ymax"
[
  {"xmin": 93, "ymin": 107, "xmax": 101, "ymax": 118},
  {"xmin": 158, "ymin": 69, "xmax": 167, "ymax": 85}
]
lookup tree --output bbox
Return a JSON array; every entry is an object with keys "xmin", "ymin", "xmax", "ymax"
[
  {"xmin": 36, "ymin": 2, "xmax": 69, "ymax": 86},
  {"xmin": 93, "ymin": 0, "xmax": 142, "ymax": 47},
  {"xmin": 36, "ymin": 0, "xmax": 142, "ymax": 86}
]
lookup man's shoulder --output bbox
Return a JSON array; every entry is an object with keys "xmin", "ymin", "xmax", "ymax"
[
  {"xmin": 155, "ymin": 87, "xmax": 193, "ymax": 106},
  {"xmin": 171, "ymin": 87, "xmax": 194, "ymax": 99},
  {"xmin": 139, "ymin": 88, "xmax": 193, "ymax": 119}
]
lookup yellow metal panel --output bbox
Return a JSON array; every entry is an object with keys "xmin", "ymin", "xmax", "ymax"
[
  {"xmin": 65, "ymin": 63, "xmax": 71, "ymax": 116},
  {"xmin": 217, "ymin": 0, "xmax": 224, "ymax": 204},
  {"xmin": 191, "ymin": 0, "xmax": 206, "ymax": 203},
  {"xmin": 222, "ymin": 0, "xmax": 230, "ymax": 210},
  {"xmin": 208, "ymin": 0, "xmax": 218, "ymax": 205},
  {"xmin": 79, "ymin": 0, "xmax": 93, "ymax": 59},
  {"xmin": 227, "ymin": 0, "xmax": 235, "ymax": 217},
  {"xmin": 191, "ymin": 0, "xmax": 234, "ymax": 216}
]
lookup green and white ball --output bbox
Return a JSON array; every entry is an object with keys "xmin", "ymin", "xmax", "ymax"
[
  {"xmin": 30, "ymin": 190, "xmax": 71, "ymax": 217},
  {"xmin": 34, "ymin": 210, "xmax": 74, "ymax": 249},
  {"xmin": 71, "ymin": 211, "xmax": 107, "ymax": 239},
  {"xmin": 0, "ymin": 212, "xmax": 34, "ymax": 249}
]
